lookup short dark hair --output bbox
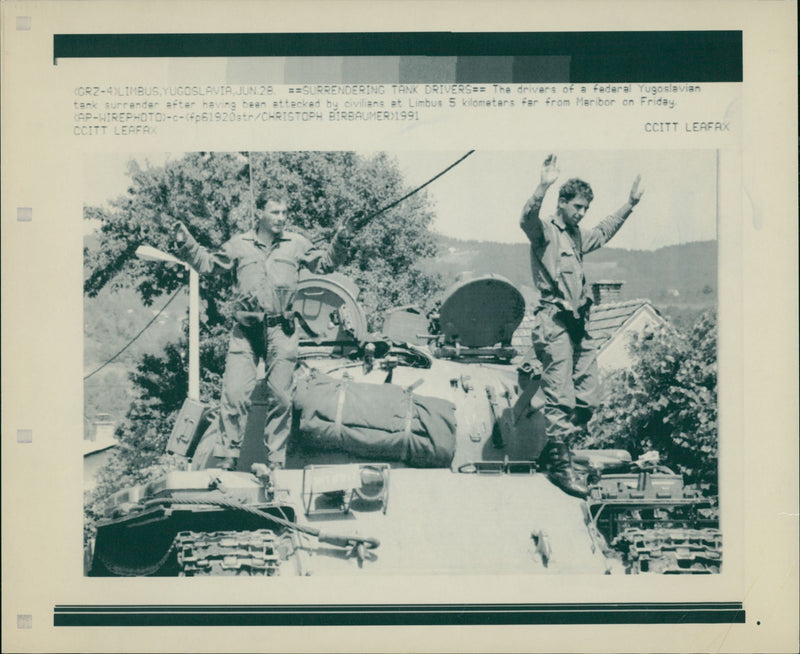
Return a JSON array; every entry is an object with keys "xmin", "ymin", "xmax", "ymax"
[
  {"xmin": 254, "ymin": 188, "xmax": 289, "ymax": 210},
  {"xmin": 558, "ymin": 178, "xmax": 594, "ymax": 203}
]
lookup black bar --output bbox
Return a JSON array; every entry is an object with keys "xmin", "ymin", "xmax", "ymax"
[
  {"xmin": 54, "ymin": 602, "xmax": 746, "ymax": 627},
  {"xmin": 53, "ymin": 31, "xmax": 742, "ymax": 82}
]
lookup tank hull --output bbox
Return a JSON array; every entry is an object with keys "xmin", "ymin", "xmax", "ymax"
[{"xmin": 91, "ymin": 466, "xmax": 615, "ymax": 576}]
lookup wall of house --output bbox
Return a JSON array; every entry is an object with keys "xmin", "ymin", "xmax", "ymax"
[
  {"xmin": 597, "ymin": 306, "xmax": 663, "ymax": 370},
  {"xmin": 84, "ymin": 447, "xmax": 116, "ymax": 491}
]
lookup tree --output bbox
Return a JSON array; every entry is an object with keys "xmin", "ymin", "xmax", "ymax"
[
  {"xmin": 580, "ymin": 311, "xmax": 718, "ymax": 487},
  {"xmin": 83, "ymin": 151, "xmax": 444, "ymax": 538}
]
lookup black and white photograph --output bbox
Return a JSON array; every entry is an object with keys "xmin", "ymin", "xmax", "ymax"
[
  {"xmin": 82, "ymin": 149, "xmax": 721, "ymax": 577},
  {"xmin": 2, "ymin": 2, "xmax": 797, "ymax": 652}
]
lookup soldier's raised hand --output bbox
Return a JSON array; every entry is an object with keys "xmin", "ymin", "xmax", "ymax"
[
  {"xmin": 629, "ymin": 175, "xmax": 645, "ymax": 205},
  {"xmin": 540, "ymin": 154, "xmax": 560, "ymax": 187}
]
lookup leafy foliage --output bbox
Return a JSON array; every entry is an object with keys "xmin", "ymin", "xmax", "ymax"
[
  {"xmin": 85, "ymin": 152, "xmax": 441, "ymax": 321},
  {"xmin": 84, "ymin": 152, "xmax": 443, "ymax": 542},
  {"xmin": 580, "ymin": 311, "xmax": 718, "ymax": 486}
]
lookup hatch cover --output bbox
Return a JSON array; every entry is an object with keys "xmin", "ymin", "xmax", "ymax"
[
  {"xmin": 438, "ymin": 273, "xmax": 525, "ymax": 347},
  {"xmin": 295, "ymin": 272, "xmax": 367, "ymax": 342}
]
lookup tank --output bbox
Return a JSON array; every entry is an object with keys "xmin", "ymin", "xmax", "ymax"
[{"xmin": 88, "ymin": 272, "xmax": 720, "ymax": 577}]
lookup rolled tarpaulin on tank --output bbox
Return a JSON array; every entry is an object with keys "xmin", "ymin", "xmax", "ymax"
[{"xmin": 293, "ymin": 369, "xmax": 457, "ymax": 467}]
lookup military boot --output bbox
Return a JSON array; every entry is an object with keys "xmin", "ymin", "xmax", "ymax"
[
  {"xmin": 211, "ymin": 445, "xmax": 239, "ymax": 471},
  {"xmin": 212, "ymin": 456, "xmax": 237, "ymax": 471},
  {"xmin": 538, "ymin": 440, "xmax": 589, "ymax": 499}
]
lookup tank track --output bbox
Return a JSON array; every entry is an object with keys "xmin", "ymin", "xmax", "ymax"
[
  {"xmin": 612, "ymin": 527, "xmax": 722, "ymax": 574},
  {"xmin": 175, "ymin": 529, "xmax": 281, "ymax": 576}
]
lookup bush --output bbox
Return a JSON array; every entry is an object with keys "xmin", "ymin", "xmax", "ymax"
[{"xmin": 581, "ymin": 311, "xmax": 718, "ymax": 487}]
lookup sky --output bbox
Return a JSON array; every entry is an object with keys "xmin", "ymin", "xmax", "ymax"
[
  {"xmin": 391, "ymin": 150, "xmax": 718, "ymax": 249},
  {"xmin": 84, "ymin": 149, "xmax": 718, "ymax": 250}
]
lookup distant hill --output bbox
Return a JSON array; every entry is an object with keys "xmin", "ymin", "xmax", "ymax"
[
  {"xmin": 423, "ymin": 236, "xmax": 717, "ymax": 329},
  {"xmin": 84, "ymin": 233, "xmax": 187, "ymax": 434}
]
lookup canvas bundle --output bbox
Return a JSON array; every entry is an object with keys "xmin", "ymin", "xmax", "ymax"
[{"xmin": 294, "ymin": 370, "xmax": 457, "ymax": 467}]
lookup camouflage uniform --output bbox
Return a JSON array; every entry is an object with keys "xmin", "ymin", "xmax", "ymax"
[
  {"xmin": 179, "ymin": 229, "xmax": 347, "ymax": 468},
  {"xmin": 521, "ymin": 193, "xmax": 635, "ymax": 446}
]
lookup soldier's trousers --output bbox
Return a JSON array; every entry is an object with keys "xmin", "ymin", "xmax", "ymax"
[
  {"xmin": 531, "ymin": 306, "xmax": 599, "ymax": 446},
  {"xmin": 210, "ymin": 322, "xmax": 298, "ymax": 467}
]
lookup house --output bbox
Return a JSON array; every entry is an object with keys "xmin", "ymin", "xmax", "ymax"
[
  {"xmin": 512, "ymin": 281, "xmax": 668, "ymax": 371},
  {"xmin": 84, "ymin": 413, "xmax": 118, "ymax": 490}
]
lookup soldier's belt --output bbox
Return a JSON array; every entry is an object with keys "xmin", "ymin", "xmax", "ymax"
[
  {"xmin": 539, "ymin": 300, "xmax": 591, "ymax": 321},
  {"xmin": 233, "ymin": 310, "xmax": 286, "ymax": 328}
]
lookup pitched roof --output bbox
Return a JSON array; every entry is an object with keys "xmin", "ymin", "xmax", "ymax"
[
  {"xmin": 83, "ymin": 433, "xmax": 118, "ymax": 457},
  {"xmin": 586, "ymin": 299, "xmax": 659, "ymax": 347},
  {"xmin": 512, "ymin": 299, "xmax": 663, "ymax": 353}
]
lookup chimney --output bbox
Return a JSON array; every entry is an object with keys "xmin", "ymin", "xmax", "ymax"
[{"xmin": 592, "ymin": 280, "xmax": 624, "ymax": 305}]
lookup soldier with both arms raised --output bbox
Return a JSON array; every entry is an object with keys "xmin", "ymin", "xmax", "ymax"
[{"xmin": 520, "ymin": 154, "xmax": 644, "ymax": 498}]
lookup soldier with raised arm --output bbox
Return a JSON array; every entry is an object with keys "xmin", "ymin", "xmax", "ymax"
[
  {"xmin": 520, "ymin": 154, "xmax": 644, "ymax": 497},
  {"xmin": 174, "ymin": 189, "xmax": 350, "ymax": 471}
]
